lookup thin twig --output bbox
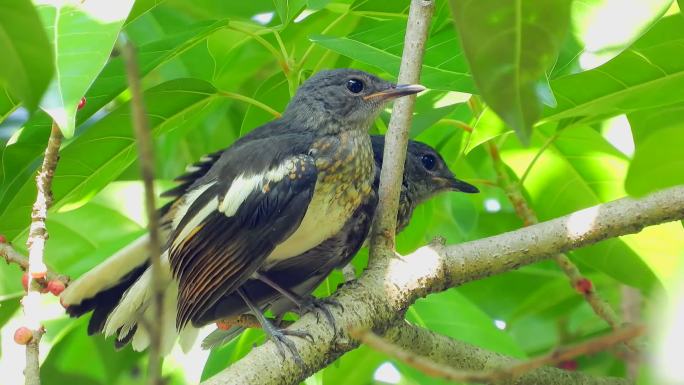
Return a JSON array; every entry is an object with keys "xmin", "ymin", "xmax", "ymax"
[
  {"xmin": 121, "ymin": 37, "xmax": 165, "ymax": 385},
  {"xmin": 385, "ymin": 322, "xmax": 631, "ymax": 385},
  {"xmin": 0, "ymin": 243, "xmax": 69, "ymax": 287},
  {"xmin": 354, "ymin": 325, "xmax": 643, "ymax": 384},
  {"xmin": 487, "ymin": 142, "xmax": 626, "ymax": 335},
  {"xmin": 370, "ymin": 0, "xmax": 434, "ymax": 255},
  {"xmin": 23, "ymin": 121, "xmax": 63, "ymax": 385}
]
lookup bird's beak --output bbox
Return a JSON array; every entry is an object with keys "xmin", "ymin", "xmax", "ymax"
[
  {"xmin": 436, "ymin": 176, "xmax": 479, "ymax": 193},
  {"xmin": 363, "ymin": 84, "xmax": 426, "ymax": 101}
]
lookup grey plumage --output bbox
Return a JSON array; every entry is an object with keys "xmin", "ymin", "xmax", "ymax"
[{"xmin": 62, "ymin": 69, "xmax": 425, "ymax": 360}]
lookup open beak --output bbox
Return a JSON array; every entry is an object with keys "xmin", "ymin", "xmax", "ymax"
[
  {"xmin": 437, "ymin": 177, "xmax": 479, "ymax": 193},
  {"xmin": 363, "ymin": 84, "xmax": 426, "ymax": 101}
]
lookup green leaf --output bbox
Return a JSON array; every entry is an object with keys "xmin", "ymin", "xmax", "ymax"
[
  {"xmin": 407, "ymin": 289, "xmax": 525, "ymax": 357},
  {"xmin": 274, "ymin": 0, "xmax": 307, "ymax": 26},
  {"xmin": 553, "ymin": 0, "xmax": 672, "ymax": 78},
  {"xmin": 626, "ymin": 125, "xmax": 684, "ymax": 197},
  {"xmin": 0, "ymin": 88, "xmax": 20, "ymax": 123},
  {"xmin": 501, "ymin": 125, "xmax": 659, "ymax": 290},
  {"xmin": 78, "ymin": 20, "xmax": 229, "ymax": 124},
  {"xmin": 36, "ymin": 0, "xmax": 135, "ymax": 137},
  {"xmin": 450, "ymin": 0, "xmax": 572, "ymax": 143},
  {"xmin": 311, "ymin": 19, "xmax": 475, "ymax": 92},
  {"xmin": 0, "ymin": 0, "xmax": 53, "ymax": 111},
  {"xmin": 126, "ymin": 0, "xmax": 168, "ymax": 25},
  {"xmin": 464, "ymin": 107, "xmax": 512, "ymax": 154},
  {"xmin": 0, "ymin": 79, "xmax": 219, "ymax": 241},
  {"xmin": 545, "ymin": 15, "xmax": 684, "ymax": 126}
]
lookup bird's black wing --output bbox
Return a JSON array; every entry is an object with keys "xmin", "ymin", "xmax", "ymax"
[{"xmin": 168, "ymin": 135, "xmax": 317, "ymax": 328}]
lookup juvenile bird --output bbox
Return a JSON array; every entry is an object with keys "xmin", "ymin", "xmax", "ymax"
[
  {"xmin": 200, "ymin": 136, "xmax": 478, "ymax": 348},
  {"xmin": 61, "ymin": 69, "xmax": 424, "ymax": 360}
]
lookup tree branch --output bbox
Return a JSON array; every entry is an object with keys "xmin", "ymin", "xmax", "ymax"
[
  {"xmin": 23, "ymin": 121, "xmax": 63, "ymax": 385},
  {"xmin": 370, "ymin": 0, "xmax": 433, "ymax": 253},
  {"xmin": 121, "ymin": 37, "xmax": 165, "ymax": 385},
  {"xmin": 202, "ymin": 185, "xmax": 684, "ymax": 385},
  {"xmin": 382, "ymin": 322, "xmax": 633, "ymax": 385}
]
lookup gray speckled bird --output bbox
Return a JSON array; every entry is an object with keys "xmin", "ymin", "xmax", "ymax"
[{"xmin": 61, "ymin": 69, "xmax": 424, "ymax": 361}]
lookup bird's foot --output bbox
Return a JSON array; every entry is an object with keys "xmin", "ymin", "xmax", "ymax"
[
  {"xmin": 297, "ymin": 296, "xmax": 343, "ymax": 332},
  {"xmin": 263, "ymin": 323, "xmax": 313, "ymax": 366}
]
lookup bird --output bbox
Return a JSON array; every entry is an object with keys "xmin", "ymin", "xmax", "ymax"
[
  {"xmin": 200, "ymin": 136, "xmax": 479, "ymax": 349},
  {"xmin": 61, "ymin": 69, "xmax": 425, "ymax": 360}
]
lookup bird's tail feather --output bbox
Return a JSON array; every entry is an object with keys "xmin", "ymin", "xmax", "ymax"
[{"xmin": 201, "ymin": 326, "xmax": 246, "ymax": 350}]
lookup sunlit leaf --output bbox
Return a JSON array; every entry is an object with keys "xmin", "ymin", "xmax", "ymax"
[
  {"xmin": 36, "ymin": 0, "xmax": 135, "ymax": 137},
  {"xmin": 626, "ymin": 104, "xmax": 684, "ymax": 197},
  {"xmin": 0, "ymin": 0, "xmax": 53, "ymax": 112},
  {"xmin": 545, "ymin": 15, "xmax": 684, "ymax": 126},
  {"xmin": 450, "ymin": 0, "xmax": 572, "ymax": 143}
]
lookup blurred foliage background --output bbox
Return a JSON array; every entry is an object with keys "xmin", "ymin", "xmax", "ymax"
[{"xmin": 1, "ymin": 0, "xmax": 684, "ymax": 384}]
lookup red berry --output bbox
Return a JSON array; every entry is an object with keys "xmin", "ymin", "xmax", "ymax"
[
  {"xmin": 557, "ymin": 360, "xmax": 578, "ymax": 371},
  {"xmin": 13, "ymin": 327, "xmax": 33, "ymax": 345},
  {"xmin": 21, "ymin": 273, "xmax": 29, "ymax": 291},
  {"xmin": 77, "ymin": 97, "xmax": 86, "ymax": 110},
  {"xmin": 47, "ymin": 280, "xmax": 65, "ymax": 296},
  {"xmin": 0, "ymin": 234, "xmax": 6, "ymax": 243},
  {"xmin": 574, "ymin": 278, "xmax": 593, "ymax": 294},
  {"xmin": 216, "ymin": 320, "xmax": 232, "ymax": 330}
]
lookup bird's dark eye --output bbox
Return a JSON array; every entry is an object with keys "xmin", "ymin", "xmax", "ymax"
[
  {"xmin": 420, "ymin": 154, "xmax": 437, "ymax": 171},
  {"xmin": 346, "ymin": 78, "xmax": 364, "ymax": 93}
]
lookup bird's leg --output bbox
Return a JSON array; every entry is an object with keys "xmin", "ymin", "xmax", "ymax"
[
  {"xmin": 237, "ymin": 288, "xmax": 312, "ymax": 365},
  {"xmin": 255, "ymin": 272, "xmax": 341, "ymax": 330}
]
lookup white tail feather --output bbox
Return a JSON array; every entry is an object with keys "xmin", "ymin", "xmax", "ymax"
[
  {"xmin": 104, "ymin": 251, "xmax": 172, "ymax": 338},
  {"xmin": 61, "ymin": 234, "xmax": 151, "ymax": 306}
]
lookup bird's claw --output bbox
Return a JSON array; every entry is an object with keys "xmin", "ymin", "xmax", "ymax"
[
  {"xmin": 265, "ymin": 326, "xmax": 313, "ymax": 367},
  {"xmin": 297, "ymin": 296, "xmax": 341, "ymax": 333}
]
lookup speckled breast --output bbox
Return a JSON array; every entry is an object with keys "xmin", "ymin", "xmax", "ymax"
[{"xmin": 264, "ymin": 130, "xmax": 374, "ymax": 266}]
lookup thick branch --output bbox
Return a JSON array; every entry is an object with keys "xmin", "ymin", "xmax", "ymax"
[
  {"xmin": 203, "ymin": 186, "xmax": 684, "ymax": 385},
  {"xmin": 121, "ymin": 38, "xmax": 164, "ymax": 385},
  {"xmin": 383, "ymin": 322, "xmax": 633, "ymax": 385},
  {"xmin": 370, "ymin": 0, "xmax": 433, "ymax": 252}
]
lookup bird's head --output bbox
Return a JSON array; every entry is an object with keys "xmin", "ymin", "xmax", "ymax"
[
  {"xmin": 371, "ymin": 136, "xmax": 479, "ymax": 206},
  {"xmin": 283, "ymin": 69, "xmax": 425, "ymax": 132},
  {"xmin": 403, "ymin": 140, "xmax": 479, "ymax": 203}
]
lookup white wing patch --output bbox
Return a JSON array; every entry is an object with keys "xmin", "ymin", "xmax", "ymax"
[{"xmin": 218, "ymin": 160, "xmax": 295, "ymax": 216}]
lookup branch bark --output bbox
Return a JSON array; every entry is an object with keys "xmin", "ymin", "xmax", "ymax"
[
  {"xmin": 23, "ymin": 121, "xmax": 63, "ymax": 385},
  {"xmin": 383, "ymin": 322, "xmax": 633, "ymax": 385},
  {"xmin": 202, "ymin": 185, "xmax": 684, "ymax": 385},
  {"xmin": 121, "ymin": 38, "xmax": 165, "ymax": 385},
  {"xmin": 370, "ymin": 0, "xmax": 433, "ymax": 252}
]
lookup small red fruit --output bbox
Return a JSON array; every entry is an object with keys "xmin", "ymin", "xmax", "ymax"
[
  {"xmin": 0, "ymin": 234, "xmax": 6, "ymax": 243},
  {"xmin": 557, "ymin": 360, "xmax": 578, "ymax": 371},
  {"xmin": 13, "ymin": 327, "xmax": 33, "ymax": 345},
  {"xmin": 21, "ymin": 273, "xmax": 29, "ymax": 291},
  {"xmin": 77, "ymin": 97, "xmax": 86, "ymax": 110},
  {"xmin": 47, "ymin": 280, "xmax": 65, "ymax": 296},
  {"xmin": 574, "ymin": 278, "xmax": 593, "ymax": 294}
]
